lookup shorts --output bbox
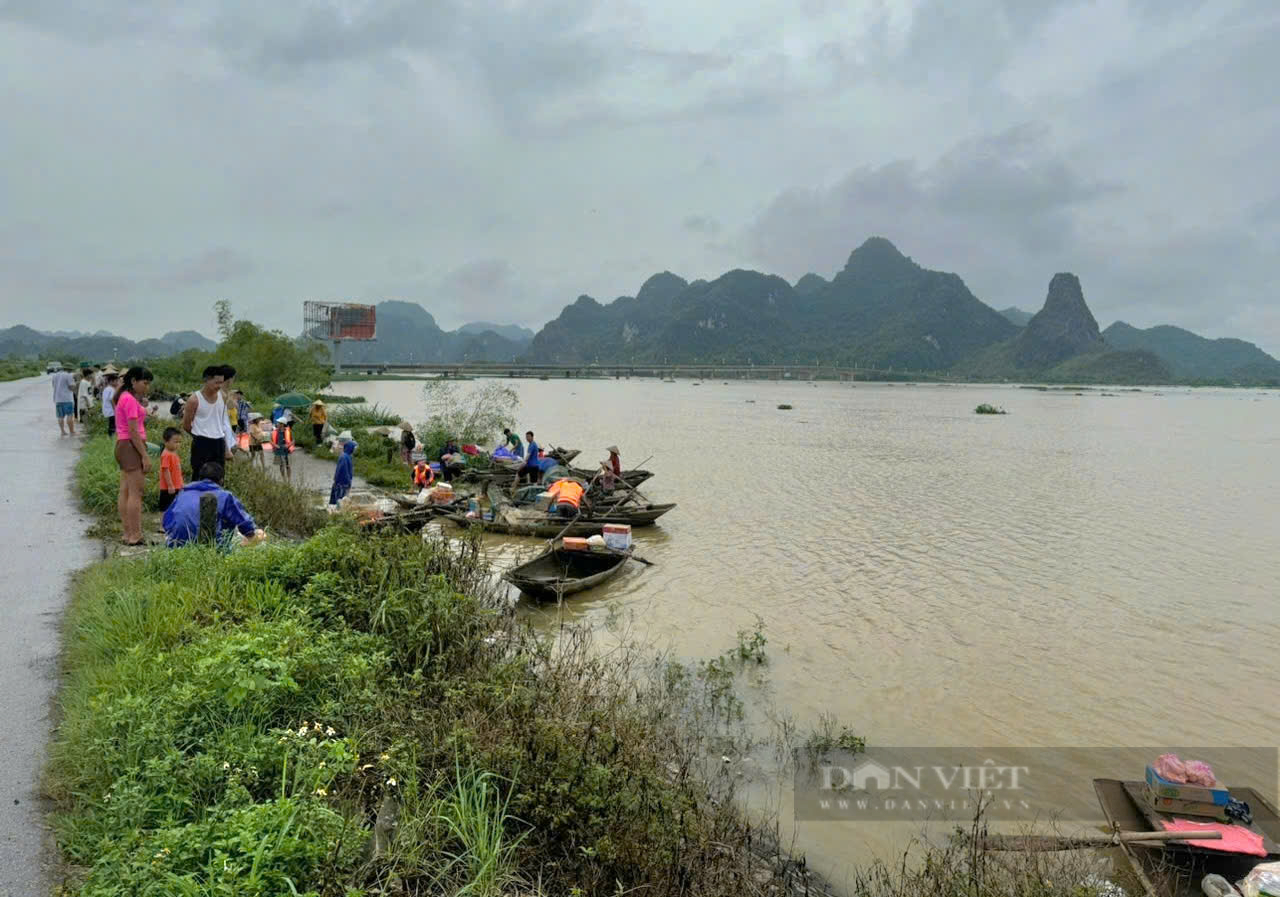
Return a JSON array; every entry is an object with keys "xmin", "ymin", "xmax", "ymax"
[
  {"xmin": 250, "ymin": 442, "xmax": 263, "ymax": 454},
  {"xmin": 274, "ymin": 452, "xmax": 291, "ymax": 469},
  {"xmin": 104, "ymin": 416, "xmax": 115, "ymax": 435},
  {"xmin": 55, "ymin": 401, "xmax": 74, "ymax": 418},
  {"xmin": 158, "ymin": 490, "xmax": 177, "ymax": 511},
  {"xmin": 114, "ymin": 439, "xmax": 144, "ymax": 473}
]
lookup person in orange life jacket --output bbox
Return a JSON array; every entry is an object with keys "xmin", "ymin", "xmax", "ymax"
[
  {"xmin": 412, "ymin": 458, "xmax": 435, "ymax": 489},
  {"xmin": 546, "ymin": 478, "xmax": 589, "ymax": 518},
  {"xmin": 272, "ymin": 412, "xmax": 295, "ymax": 483}
]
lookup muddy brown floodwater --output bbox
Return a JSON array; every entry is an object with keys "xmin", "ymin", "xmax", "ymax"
[{"xmin": 332, "ymin": 378, "xmax": 1280, "ymax": 886}]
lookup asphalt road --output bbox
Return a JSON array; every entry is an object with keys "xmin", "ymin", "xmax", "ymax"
[{"xmin": 0, "ymin": 376, "xmax": 95, "ymax": 895}]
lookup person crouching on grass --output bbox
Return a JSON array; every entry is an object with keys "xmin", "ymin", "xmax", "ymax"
[
  {"xmin": 163, "ymin": 462, "xmax": 264, "ymax": 548},
  {"xmin": 330, "ymin": 440, "xmax": 355, "ymax": 509},
  {"xmin": 157, "ymin": 427, "xmax": 184, "ymax": 511}
]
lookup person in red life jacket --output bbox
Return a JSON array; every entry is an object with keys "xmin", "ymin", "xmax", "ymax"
[
  {"xmin": 272, "ymin": 412, "xmax": 295, "ymax": 483},
  {"xmin": 412, "ymin": 458, "xmax": 435, "ymax": 490},
  {"xmin": 546, "ymin": 478, "xmax": 589, "ymax": 518}
]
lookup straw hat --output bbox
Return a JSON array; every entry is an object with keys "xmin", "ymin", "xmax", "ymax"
[
  {"xmin": 102, "ymin": 364, "xmax": 119, "ymax": 374},
  {"xmin": 606, "ymin": 445, "xmax": 620, "ymax": 454},
  {"xmin": 313, "ymin": 399, "xmax": 325, "ymax": 406}
]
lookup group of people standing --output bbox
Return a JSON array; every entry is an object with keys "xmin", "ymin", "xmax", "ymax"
[
  {"xmin": 89, "ymin": 362, "xmax": 265, "ymax": 550},
  {"xmin": 50, "ymin": 365, "xmax": 115, "ymax": 437}
]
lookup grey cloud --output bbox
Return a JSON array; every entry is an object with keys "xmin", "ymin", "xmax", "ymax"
[
  {"xmin": 683, "ymin": 215, "xmax": 722, "ymax": 235},
  {"xmin": 155, "ymin": 248, "xmax": 255, "ymax": 288},
  {"xmin": 744, "ymin": 124, "xmax": 1114, "ymax": 281}
]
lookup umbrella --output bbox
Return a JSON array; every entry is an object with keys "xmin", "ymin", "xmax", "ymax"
[{"xmin": 273, "ymin": 392, "xmax": 313, "ymax": 409}]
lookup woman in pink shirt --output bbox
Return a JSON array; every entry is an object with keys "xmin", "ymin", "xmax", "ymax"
[{"xmin": 114, "ymin": 366, "xmax": 153, "ymax": 547}]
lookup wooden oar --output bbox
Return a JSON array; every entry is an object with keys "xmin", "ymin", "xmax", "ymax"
[{"xmin": 982, "ymin": 830, "xmax": 1223, "ymax": 851}]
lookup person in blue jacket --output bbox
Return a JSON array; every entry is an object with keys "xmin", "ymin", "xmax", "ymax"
[
  {"xmin": 163, "ymin": 462, "xmax": 263, "ymax": 548},
  {"xmin": 520, "ymin": 430, "xmax": 541, "ymax": 484},
  {"xmin": 330, "ymin": 440, "xmax": 356, "ymax": 507}
]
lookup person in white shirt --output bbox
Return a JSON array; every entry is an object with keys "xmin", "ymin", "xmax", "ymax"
[
  {"xmin": 100, "ymin": 373, "xmax": 119, "ymax": 436},
  {"xmin": 76, "ymin": 369, "xmax": 94, "ymax": 423},
  {"xmin": 182, "ymin": 365, "xmax": 234, "ymax": 478}
]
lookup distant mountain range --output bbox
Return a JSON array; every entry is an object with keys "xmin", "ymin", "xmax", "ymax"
[
  {"xmin": 330, "ymin": 302, "xmax": 533, "ymax": 365},
  {"xmin": 7, "ymin": 238, "xmax": 1277, "ymax": 385},
  {"xmin": 455, "ymin": 321, "xmax": 535, "ymax": 343},
  {"xmin": 998, "ymin": 307, "xmax": 1034, "ymax": 327},
  {"xmin": 1100, "ymin": 322, "xmax": 1280, "ymax": 381},
  {"xmin": 527, "ymin": 238, "xmax": 1021, "ymax": 370},
  {"xmin": 0, "ymin": 326, "xmax": 215, "ymax": 362},
  {"xmin": 523, "ymin": 238, "xmax": 1279, "ymax": 384}
]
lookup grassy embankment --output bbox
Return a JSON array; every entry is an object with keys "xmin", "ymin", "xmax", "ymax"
[
  {"xmin": 55, "ymin": 405, "xmax": 1113, "ymax": 895},
  {"xmin": 57, "ymin": 432, "xmax": 835, "ymax": 896},
  {"xmin": 0, "ymin": 358, "xmax": 54, "ymax": 381}
]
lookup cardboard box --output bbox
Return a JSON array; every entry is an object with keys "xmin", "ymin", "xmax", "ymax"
[
  {"xmin": 1142, "ymin": 784, "xmax": 1229, "ymax": 821},
  {"xmin": 1145, "ymin": 766, "xmax": 1229, "ymax": 806},
  {"xmin": 562, "ymin": 537, "xmax": 590, "ymax": 552},
  {"xmin": 602, "ymin": 523, "xmax": 632, "ymax": 551}
]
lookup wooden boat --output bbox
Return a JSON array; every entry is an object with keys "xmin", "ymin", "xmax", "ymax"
[
  {"xmin": 548, "ymin": 447, "xmax": 580, "ymax": 463},
  {"xmin": 595, "ymin": 503, "xmax": 676, "ymax": 525},
  {"xmin": 568, "ymin": 466, "xmax": 654, "ymax": 488},
  {"xmin": 502, "ymin": 543, "xmax": 631, "ymax": 600},
  {"xmin": 1093, "ymin": 778, "xmax": 1280, "ymax": 897},
  {"xmin": 441, "ymin": 512, "xmax": 607, "ymax": 538},
  {"xmin": 485, "ymin": 484, "xmax": 676, "ymax": 527}
]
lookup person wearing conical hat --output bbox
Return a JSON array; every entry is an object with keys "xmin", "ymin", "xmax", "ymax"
[{"xmin": 309, "ymin": 400, "xmax": 327, "ymax": 444}]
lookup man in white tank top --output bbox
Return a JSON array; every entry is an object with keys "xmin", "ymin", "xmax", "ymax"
[{"xmin": 183, "ymin": 365, "xmax": 234, "ymax": 478}]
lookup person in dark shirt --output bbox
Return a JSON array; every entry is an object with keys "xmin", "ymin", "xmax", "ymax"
[
  {"xmin": 520, "ymin": 431, "xmax": 542, "ymax": 484},
  {"xmin": 400, "ymin": 422, "xmax": 417, "ymax": 465},
  {"xmin": 439, "ymin": 437, "xmax": 461, "ymax": 482}
]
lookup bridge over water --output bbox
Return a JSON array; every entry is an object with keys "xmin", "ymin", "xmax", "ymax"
[{"xmin": 338, "ymin": 361, "xmax": 952, "ymax": 381}]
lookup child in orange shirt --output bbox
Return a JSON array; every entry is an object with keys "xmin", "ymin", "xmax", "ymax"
[{"xmin": 158, "ymin": 427, "xmax": 185, "ymax": 511}]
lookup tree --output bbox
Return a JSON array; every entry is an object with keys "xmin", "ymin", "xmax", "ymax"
[
  {"xmin": 418, "ymin": 380, "xmax": 519, "ymax": 455},
  {"xmin": 214, "ymin": 300, "xmax": 234, "ymax": 341}
]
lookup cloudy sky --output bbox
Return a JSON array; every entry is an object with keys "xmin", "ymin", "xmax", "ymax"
[{"xmin": 2, "ymin": 0, "xmax": 1277, "ymax": 350}]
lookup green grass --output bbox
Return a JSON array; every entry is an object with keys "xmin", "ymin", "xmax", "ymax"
[
  {"xmin": 325, "ymin": 403, "xmax": 404, "ymax": 429},
  {"xmin": 46, "ymin": 527, "xmax": 778, "ymax": 896},
  {"xmin": 0, "ymin": 358, "xmax": 49, "ymax": 381}
]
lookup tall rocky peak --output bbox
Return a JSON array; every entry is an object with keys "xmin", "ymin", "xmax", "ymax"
[
  {"xmin": 1015, "ymin": 273, "xmax": 1103, "ymax": 367},
  {"xmin": 635, "ymin": 271, "xmax": 689, "ymax": 306},
  {"xmin": 794, "ymin": 273, "xmax": 828, "ymax": 295},
  {"xmin": 841, "ymin": 236, "xmax": 917, "ymax": 277}
]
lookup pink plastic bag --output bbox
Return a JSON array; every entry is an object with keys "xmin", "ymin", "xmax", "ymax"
[
  {"xmin": 1155, "ymin": 754, "xmax": 1189, "ymax": 782},
  {"xmin": 1184, "ymin": 760, "xmax": 1217, "ymax": 787},
  {"xmin": 1154, "ymin": 754, "xmax": 1218, "ymax": 786}
]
